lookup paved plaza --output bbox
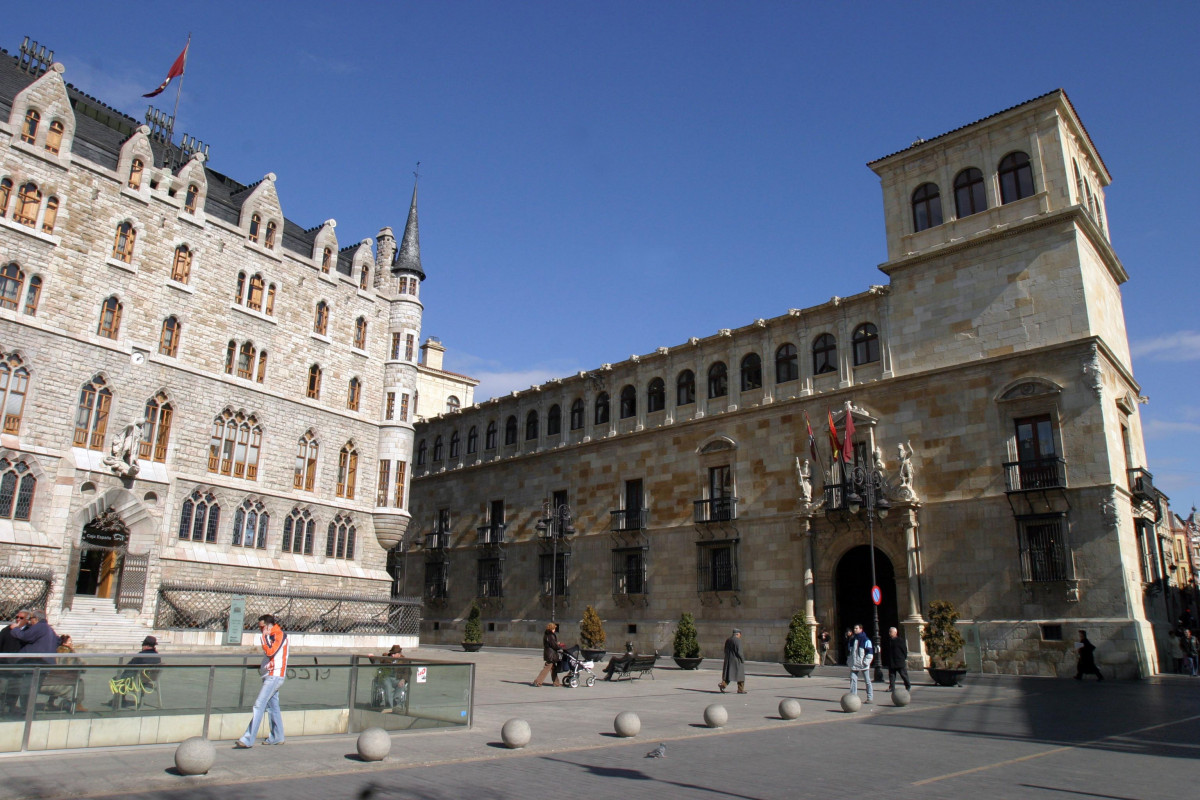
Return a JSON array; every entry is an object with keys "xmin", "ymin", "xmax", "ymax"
[{"xmin": 1, "ymin": 646, "xmax": 1197, "ymax": 800}]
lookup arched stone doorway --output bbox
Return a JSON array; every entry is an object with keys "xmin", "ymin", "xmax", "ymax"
[
  {"xmin": 835, "ymin": 545, "xmax": 899, "ymax": 665},
  {"xmin": 75, "ymin": 509, "xmax": 130, "ymax": 598},
  {"xmin": 65, "ymin": 488, "xmax": 155, "ymax": 613}
]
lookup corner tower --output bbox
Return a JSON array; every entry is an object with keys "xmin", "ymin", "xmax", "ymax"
[{"xmin": 373, "ymin": 182, "xmax": 425, "ymax": 557}]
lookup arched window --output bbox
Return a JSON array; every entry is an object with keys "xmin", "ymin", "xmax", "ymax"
[
  {"xmin": 504, "ymin": 415, "xmax": 518, "ymax": 445},
  {"xmin": 912, "ymin": 182, "xmax": 942, "ymax": 231},
  {"xmin": 812, "ymin": 333, "xmax": 837, "ymax": 375},
  {"xmin": 953, "ymin": 168, "xmax": 986, "ymax": 218},
  {"xmin": 237, "ymin": 342, "xmax": 256, "ymax": 379},
  {"xmin": 446, "ymin": 395, "xmax": 461, "ymax": 413},
  {"xmin": 485, "ymin": 421, "xmax": 497, "ymax": 450},
  {"xmin": 232, "ymin": 499, "xmax": 269, "ymax": 549},
  {"xmin": 112, "ymin": 221, "xmax": 136, "ymax": 262},
  {"xmin": 208, "ymin": 409, "xmax": 262, "ymax": 480},
  {"xmin": 0, "ymin": 179, "xmax": 11, "ymax": 216},
  {"xmin": 325, "ymin": 514, "xmax": 356, "ymax": 560},
  {"xmin": 140, "ymin": 391, "xmax": 172, "ymax": 462},
  {"xmin": 264, "ymin": 220, "xmax": 277, "ymax": 250},
  {"xmin": 0, "ymin": 264, "xmax": 24, "ymax": 310},
  {"xmin": 416, "ymin": 439, "xmax": 427, "ymax": 466},
  {"xmin": 740, "ymin": 353, "xmax": 762, "ymax": 391},
  {"xmin": 178, "ymin": 489, "xmax": 220, "ymax": 543},
  {"xmin": 246, "ymin": 274, "xmax": 265, "ymax": 312},
  {"xmin": 619, "ymin": 385, "xmax": 637, "ymax": 419},
  {"xmin": 184, "ymin": 183, "xmax": 199, "ymax": 214},
  {"xmin": 128, "ymin": 158, "xmax": 144, "ymax": 190},
  {"xmin": 775, "ymin": 344, "xmax": 798, "ymax": 383},
  {"xmin": 569, "ymin": 399, "xmax": 584, "ymax": 430},
  {"xmin": 336, "ymin": 443, "xmax": 358, "ymax": 499},
  {"xmin": 23, "ymin": 276, "xmax": 41, "ymax": 316},
  {"xmin": 547, "ymin": 404, "xmax": 562, "ymax": 436},
  {"xmin": 235, "ymin": 271, "xmax": 246, "ymax": 303},
  {"xmin": 294, "ymin": 431, "xmax": 319, "ymax": 491},
  {"xmin": 44, "ymin": 120, "xmax": 64, "ymax": 154},
  {"xmin": 248, "ymin": 213, "xmax": 261, "ymax": 243},
  {"xmin": 313, "ymin": 301, "xmax": 329, "ymax": 335},
  {"xmin": 307, "ymin": 364, "xmax": 323, "ymax": 400},
  {"xmin": 467, "ymin": 425, "xmax": 478, "ymax": 454},
  {"xmin": 998, "ymin": 151, "xmax": 1034, "ymax": 204},
  {"xmin": 346, "ymin": 377, "xmax": 361, "ymax": 411},
  {"xmin": 321, "ymin": 247, "xmax": 332, "ymax": 273},
  {"xmin": 449, "ymin": 430, "xmax": 461, "ymax": 458},
  {"xmin": 41, "ymin": 196, "xmax": 57, "ymax": 233},
  {"xmin": 265, "ymin": 283, "xmax": 276, "ymax": 316},
  {"xmin": 353, "ymin": 317, "xmax": 367, "ymax": 350},
  {"xmin": 677, "ymin": 370, "xmax": 696, "ymax": 406},
  {"xmin": 225, "ymin": 340, "xmax": 236, "ymax": 374},
  {"xmin": 707, "ymin": 362, "xmax": 728, "ymax": 399},
  {"xmin": 852, "ymin": 323, "xmax": 880, "ymax": 366},
  {"xmin": 171, "ymin": 245, "xmax": 192, "ymax": 283},
  {"xmin": 73, "ymin": 375, "xmax": 111, "ymax": 450},
  {"xmin": 256, "ymin": 350, "xmax": 268, "ymax": 383},
  {"xmin": 20, "ymin": 109, "xmax": 39, "ymax": 144},
  {"xmin": 641, "ymin": 378, "xmax": 663, "ymax": 413},
  {"xmin": 525, "ymin": 410, "xmax": 539, "ymax": 440},
  {"xmin": 159, "ymin": 316, "xmax": 181, "ymax": 357},
  {"xmin": 97, "ymin": 296, "xmax": 122, "ymax": 339},
  {"xmin": 14, "ymin": 183, "xmax": 40, "ymax": 226},
  {"xmin": 359, "ymin": 265, "xmax": 370, "ymax": 290},
  {"xmin": 282, "ymin": 507, "xmax": 315, "ymax": 555},
  {"xmin": 432, "ymin": 435, "xmax": 444, "ymax": 461},
  {"xmin": 0, "ymin": 353, "xmax": 30, "ymax": 434},
  {"xmin": 0, "ymin": 459, "xmax": 36, "ymax": 521},
  {"xmin": 594, "ymin": 393, "xmax": 610, "ymax": 425}
]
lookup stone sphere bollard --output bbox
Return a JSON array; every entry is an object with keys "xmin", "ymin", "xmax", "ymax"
[
  {"xmin": 703, "ymin": 704, "xmax": 728, "ymax": 728},
  {"xmin": 501, "ymin": 718, "xmax": 532, "ymax": 749},
  {"xmin": 174, "ymin": 736, "xmax": 215, "ymax": 776},
  {"xmin": 778, "ymin": 698, "xmax": 802, "ymax": 720},
  {"xmin": 840, "ymin": 692, "xmax": 862, "ymax": 713},
  {"xmin": 356, "ymin": 727, "xmax": 391, "ymax": 762},
  {"xmin": 614, "ymin": 711, "xmax": 641, "ymax": 738},
  {"xmin": 892, "ymin": 687, "xmax": 911, "ymax": 707}
]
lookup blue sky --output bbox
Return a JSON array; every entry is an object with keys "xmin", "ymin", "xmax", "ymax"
[{"xmin": 6, "ymin": 3, "xmax": 1198, "ymax": 506}]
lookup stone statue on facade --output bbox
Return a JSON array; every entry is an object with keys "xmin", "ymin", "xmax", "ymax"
[
  {"xmin": 895, "ymin": 441, "xmax": 916, "ymax": 501},
  {"xmin": 795, "ymin": 457, "xmax": 812, "ymax": 503},
  {"xmin": 103, "ymin": 420, "xmax": 142, "ymax": 478}
]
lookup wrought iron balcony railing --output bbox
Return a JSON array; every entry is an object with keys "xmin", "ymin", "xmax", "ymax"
[
  {"xmin": 424, "ymin": 531, "xmax": 449, "ymax": 550},
  {"xmin": 1003, "ymin": 458, "xmax": 1067, "ymax": 492},
  {"xmin": 693, "ymin": 497, "xmax": 737, "ymax": 524},
  {"xmin": 1127, "ymin": 467, "xmax": 1155, "ymax": 503},
  {"xmin": 610, "ymin": 508, "xmax": 648, "ymax": 532},
  {"xmin": 476, "ymin": 524, "xmax": 506, "ymax": 546}
]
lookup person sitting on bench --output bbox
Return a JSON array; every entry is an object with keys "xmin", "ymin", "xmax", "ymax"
[{"xmin": 603, "ymin": 642, "xmax": 636, "ymax": 680}]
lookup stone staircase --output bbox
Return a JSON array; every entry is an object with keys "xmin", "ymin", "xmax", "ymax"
[{"xmin": 53, "ymin": 597, "xmax": 162, "ymax": 653}]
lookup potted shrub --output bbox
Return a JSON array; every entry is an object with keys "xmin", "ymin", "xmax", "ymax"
[
  {"xmin": 922, "ymin": 600, "xmax": 966, "ymax": 686},
  {"xmin": 579, "ymin": 605, "xmax": 608, "ymax": 662},
  {"xmin": 672, "ymin": 612, "xmax": 703, "ymax": 669},
  {"xmin": 782, "ymin": 611, "xmax": 817, "ymax": 677},
  {"xmin": 462, "ymin": 601, "xmax": 483, "ymax": 652}
]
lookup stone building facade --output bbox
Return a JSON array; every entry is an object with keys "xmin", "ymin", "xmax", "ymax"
[
  {"xmin": 415, "ymin": 337, "xmax": 478, "ymax": 422},
  {"xmin": 0, "ymin": 45, "xmax": 429, "ymax": 644},
  {"xmin": 407, "ymin": 90, "xmax": 1164, "ymax": 677}
]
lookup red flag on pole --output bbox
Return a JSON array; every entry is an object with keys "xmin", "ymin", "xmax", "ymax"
[
  {"xmin": 842, "ymin": 410, "xmax": 856, "ymax": 463},
  {"xmin": 827, "ymin": 410, "xmax": 840, "ymax": 463},
  {"xmin": 143, "ymin": 41, "xmax": 189, "ymax": 98},
  {"xmin": 803, "ymin": 411, "xmax": 819, "ymax": 462}
]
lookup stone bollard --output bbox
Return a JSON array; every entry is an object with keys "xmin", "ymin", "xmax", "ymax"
[
  {"xmin": 892, "ymin": 687, "xmax": 911, "ymax": 707},
  {"xmin": 174, "ymin": 736, "xmax": 215, "ymax": 776},
  {"xmin": 778, "ymin": 698, "xmax": 802, "ymax": 720},
  {"xmin": 703, "ymin": 704, "xmax": 728, "ymax": 728},
  {"xmin": 356, "ymin": 727, "xmax": 391, "ymax": 762},
  {"xmin": 840, "ymin": 692, "xmax": 862, "ymax": 713},
  {"xmin": 501, "ymin": 718, "xmax": 532, "ymax": 749},
  {"xmin": 614, "ymin": 711, "xmax": 641, "ymax": 738}
]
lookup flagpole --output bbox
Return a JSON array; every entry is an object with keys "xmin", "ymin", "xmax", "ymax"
[{"xmin": 169, "ymin": 33, "xmax": 191, "ymax": 146}]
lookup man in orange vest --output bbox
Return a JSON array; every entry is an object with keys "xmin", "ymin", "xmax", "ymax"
[{"xmin": 236, "ymin": 614, "xmax": 288, "ymax": 748}]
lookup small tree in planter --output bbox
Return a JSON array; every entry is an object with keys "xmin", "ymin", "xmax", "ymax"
[
  {"xmin": 922, "ymin": 600, "xmax": 966, "ymax": 685},
  {"xmin": 579, "ymin": 605, "xmax": 607, "ymax": 659},
  {"xmin": 783, "ymin": 612, "xmax": 817, "ymax": 676},
  {"xmin": 672, "ymin": 612, "xmax": 702, "ymax": 669},
  {"xmin": 463, "ymin": 601, "xmax": 483, "ymax": 652}
]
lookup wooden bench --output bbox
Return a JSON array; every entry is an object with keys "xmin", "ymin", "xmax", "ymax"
[{"xmin": 611, "ymin": 654, "xmax": 658, "ymax": 681}]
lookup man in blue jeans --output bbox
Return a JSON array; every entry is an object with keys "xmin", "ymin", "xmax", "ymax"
[
  {"xmin": 236, "ymin": 615, "xmax": 288, "ymax": 748},
  {"xmin": 847, "ymin": 624, "xmax": 875, "ymax": 703}
]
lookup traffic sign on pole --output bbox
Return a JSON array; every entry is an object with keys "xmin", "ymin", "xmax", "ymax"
[{"xmin": 871, "ymin": 586, "xmax": 882, "ymax": 605}]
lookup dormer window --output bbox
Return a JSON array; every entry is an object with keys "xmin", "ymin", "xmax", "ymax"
[
  {"xmin": 264, "ymin": 220, "xmax": 277, "ymax": 250},
  {"xmin": 184, "ymin": 183, "xmax": 199, "ymax": 213},
  {"xmin": 20, "ymin": 110, "xmax": 39, "ymax": 144},
  {"xmin": 321, "ymin": 247, "xmax": 332, "ymax": 273},
  {"xmin": 248, "ymin": 213, "xmax": 261, "ymax": 243},
  {"xmin": 128, "ymin": 158, "xmax": 144, "ymax": 190},
  {"xmin": 45, "ymin": 120, "xmax": 64, "ymax": 154},
  {"xmin": 953, "ymin": 168, "xmax": 987, "ymax": 218},
  {"xmin": 998, "ymin": 152, "xmax": 1034, "ymax": 204},
  {"xmin": 359, "ymin": 265, "xmax": 370, "ymax": 290},
  {"xmin": 911, "ymin": 182, "xmax": 942, "ymax": 232}
]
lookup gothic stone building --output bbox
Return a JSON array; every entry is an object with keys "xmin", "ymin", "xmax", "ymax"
[
  {"xmin": 0, "ymin": 46, "xmax": 430, "ymax": 646},
  {"xmin": 407, "ymin": 89, "xmax": 1164, "ymax": 678}
]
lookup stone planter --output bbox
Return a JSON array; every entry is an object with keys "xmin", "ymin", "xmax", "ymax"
[
  {"xmin": 673, "ymin": 656, "xmax": 703, "ymax": 670},
  {"xmin": 782, "ymin": 662, "xmax": 817, "ymax": 677},
  {"xmin": 462, "ymin": 641, "xmax": 483, "ymax": 652},
  {"xmin": 927, "ymin": 667, "xmax": 966, "ymax": 687}
]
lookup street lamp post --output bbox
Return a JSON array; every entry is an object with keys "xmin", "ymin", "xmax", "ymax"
[
  {"xmin": 536, "ymin": 501, "xmax": 575, "ymax": 623},
  {"xmin": 846, "ymin": 464, "xmax": 891, "ymax": 683}
]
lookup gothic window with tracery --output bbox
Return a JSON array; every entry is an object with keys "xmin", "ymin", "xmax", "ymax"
[{"xmin": 74, "ymin": 376, "xmax": 111, "ymax": 450}]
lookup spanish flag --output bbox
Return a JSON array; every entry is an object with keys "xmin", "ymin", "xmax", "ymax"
[{"xmin": 827, "ymin": 410, "xmax": 840, "ymax": 463}]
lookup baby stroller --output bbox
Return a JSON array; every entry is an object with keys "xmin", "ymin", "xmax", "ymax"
[{"xmin": 559, "ymin": 645, "xmax": 597, "ymax": 688}]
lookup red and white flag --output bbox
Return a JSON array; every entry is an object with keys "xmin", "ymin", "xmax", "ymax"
[{"xmin": 143, "ymin": 41, "xmax": 188, "ymax": 98}]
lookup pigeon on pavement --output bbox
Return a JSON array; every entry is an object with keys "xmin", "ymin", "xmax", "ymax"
[{"xmin": 645, "ymin": 743, "xmax": 667, "ymax": 758}]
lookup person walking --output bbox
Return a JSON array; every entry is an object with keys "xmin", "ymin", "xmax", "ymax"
[
  {"xmin": 1182, "ymin": 629, "xmax": 1199, "ymax": 677},
  {"xmin": 1167, "ymin": 630, "xmax": 1184, "ymax": 674},
  {"xmin": 818, "ymin": 628, "xmax": 832, "ymax": 666},
  {"xmin": 847, "ymin": 624, "xmax": 875, "ymax": 702},
  {"xmin": 887, "ymin": 627, "xmax": 910, "ymax": 691},
  {"xmin": 717, "ymin": 628, "xmax": 746, "ymax": 694},
  {"xmin": 532, "ymin": 622, "xmax": 563, "ymax": 686},
  {"xmin": 236, "ymin": 615, "xmax": 289, "ymax": 747},
  {"xmin": 1074, "ymin": 630, "xmax": 1104, "ymax": 681}
]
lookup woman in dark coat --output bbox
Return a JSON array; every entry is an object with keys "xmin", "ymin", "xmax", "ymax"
[
  {"xmin": 1074, "ymin": 630, "xmax": 1104, "ymax": 681},
  {"xmin": 533, "ymin": 622, "xmax": 563, "ymax": 686},
  {"xmin": 717, "ymin": 629, "xmax": 746, "ymax": 693}
]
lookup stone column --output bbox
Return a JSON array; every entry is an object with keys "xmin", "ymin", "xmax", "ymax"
[
  {"xmin": 803, "ymin": 519, "xmax": 817, "ymax": 626},
  {"xmin": 902, "ymin": 510, "xmax": 924, "ymax": 624}
]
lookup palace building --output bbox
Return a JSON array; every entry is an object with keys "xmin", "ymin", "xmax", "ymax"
[{"xmin": 407, "ymin": 89, "xmax": 1168, "ymax": 677}]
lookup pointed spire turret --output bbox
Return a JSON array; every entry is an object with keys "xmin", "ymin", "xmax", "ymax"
[{"xmin": 393, "ymin": 181, "xmax": 425, "ymax": 281}]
